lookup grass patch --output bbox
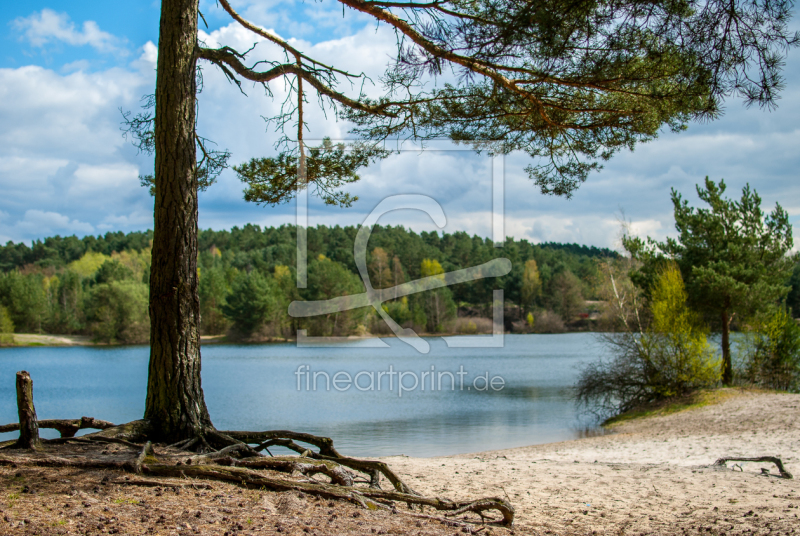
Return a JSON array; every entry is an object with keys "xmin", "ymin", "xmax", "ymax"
[
  {"xmin": 602, "ymin": 387, "xmax": 763, "ymax": 427},
  {"xmin": 114, "ymin": 497, "xmax": 139, "ymax": 505}
]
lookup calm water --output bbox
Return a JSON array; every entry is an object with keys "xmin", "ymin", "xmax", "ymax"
[{"xmin": 0, "ymin": 333, "xmax": 606, "ymax": 457}]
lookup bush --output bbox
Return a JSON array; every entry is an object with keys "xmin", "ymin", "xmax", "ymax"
[
  {"xmin": 531, "ymin": 309, "xmax": 565, "ymax": 333},
  {"xmin": 450, "ymin": 317, "xmax": 494, "ymax": 334},
  {"xmin": 739, "ymin": 308, "xmax": 800, "ymax": 391},
  {"xmin": 576, "ymin": 264, "xmax": 720, "ymax": 417},
  {"xmin": 87, "ymin": 281, "xmax": 150, "ymax": 344}
]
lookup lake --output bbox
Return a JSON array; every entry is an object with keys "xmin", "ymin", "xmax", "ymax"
[{"xmin": 0, "ymin": 333, "xmax": 607, "ymax": 457}]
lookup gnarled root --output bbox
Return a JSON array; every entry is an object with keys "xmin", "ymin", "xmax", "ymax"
[
  {"xmin": 219, "ymin": 430, "xmax": 418, "ymax": 495},
  {"xmin": 0, "ymin": 421, "xmax": 515, "ymax": 525},
  {"xmin": 143, "ymin": 463, "xmax": 514, "ymax": 525}
]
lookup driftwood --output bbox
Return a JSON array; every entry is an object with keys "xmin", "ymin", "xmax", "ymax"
[{"xmin": 713, "ymin": 456, "xmax": 793, "ymax": 479}]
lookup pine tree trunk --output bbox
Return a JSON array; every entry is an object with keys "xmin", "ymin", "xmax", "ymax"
[
  {"xmin": 144, "ymin": 0, "xmax": 212, "ymax": 442},
  {"xmin": 721, "ymin": 309, "xmax": 732, "ymax": 385}
]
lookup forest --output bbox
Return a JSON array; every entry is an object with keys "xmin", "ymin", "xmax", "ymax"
[{"xmin": 0, "ymin": 225, "xmax": 624, "ymax": 344}]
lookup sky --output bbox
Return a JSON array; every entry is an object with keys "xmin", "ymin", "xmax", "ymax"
[{"xmin": 0, "ymin": 1, "xmax": 798, "ymax": 251}]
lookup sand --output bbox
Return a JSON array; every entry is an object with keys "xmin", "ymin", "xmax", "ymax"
[{"xmin": 380, "ymin": 389, "xmax": 800, "ymax": 534}]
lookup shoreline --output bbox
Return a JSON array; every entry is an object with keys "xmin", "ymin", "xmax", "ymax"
[{"xmin": 0, "ymin": 330, "xmax": 602, "ymax": 348}]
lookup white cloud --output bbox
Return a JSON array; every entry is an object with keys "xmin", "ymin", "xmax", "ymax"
[
  {"xmin": 15, "ymin": 210, "xmax": 94, "ymax": 236},
  {"xmin": 13, "ymin": 9, "xmax": 125, "ymax": 55}
]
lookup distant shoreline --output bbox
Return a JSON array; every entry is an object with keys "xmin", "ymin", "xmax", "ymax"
[{"xmin": 0, "ymin": 330, "xmax": 596, "ymax": 348}]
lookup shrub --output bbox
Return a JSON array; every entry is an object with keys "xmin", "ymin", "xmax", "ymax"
[
  {"xmin": 576, "ymin": 264, "xmax": 720, "ymax": 417},
  {"xmin": 531, "ymin": 309, "xmax": 565, "ymax": 333}
]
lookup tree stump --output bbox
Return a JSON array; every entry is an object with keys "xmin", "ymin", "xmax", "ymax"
[{"xmin": 14, "ymin": 371, "xmax": 41, "ymax": 449}]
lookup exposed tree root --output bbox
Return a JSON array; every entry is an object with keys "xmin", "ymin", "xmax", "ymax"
[
  {"xmin": 713, "ymin": 456, "xmax": 793, "ymax": 479},
  {"xmin": 218, "ymin": 429, "xmax": 418, "ymax": 495},
  {"xmin": 142, "ymin": 463, "xmax": 514, "ymax": 525},
  {"xmin": 0, "ymin": 418, "xmax": 515, "ymax": 525}
]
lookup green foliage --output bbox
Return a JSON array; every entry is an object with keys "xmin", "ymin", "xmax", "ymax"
[
  {"xmin": 86, "ymin": 280, "xmax": 150, "ymax": 344},
  {"xmin": 544, "ymin": 269, "xmax": 585, "ymax": 322},
  {"xmin": 0, "ymin": 305, "xmax": 13, "ymax": 333},
  {"xmin": 221, "ymin": 271, "xmax": 278, "ymax": 336},
  {"xmin": 0, "ymin": 224, "xmax": 620, "ymax": 339},
  {"xmin": 68, "ymin": 251, "xmax": 112, "ymax": 278},
  {"xmin": 339, "ymin": 0, "xmax": 800, "ymax": 196},
  {"xmin": 46, "ymin": 270, "xmax": 85, "ymax": 334},
  {"xmin": 236, "ymin": 139, "xmax": 389, "ymax": 207},
  {"xmin": 369, "ymin": 247, "xmax": 392, "ymax": 289},
  {"xmin": 576, "ymin": 264, "xmax": 720, "ymax": 417},
  {"xmin": 521, "ymin": 259, "xmax": 541, "ymax": 314},
  {"xmin": 303, "ymin": 256, "xmax": 367, "ymax": 337},
  {"xmin": 418, "ymin": 259, "xmax": 456, "ymax": 332},
  {"xmin": 93, "ymin": 260, "xmax": 134, "ymax": 285},
  {"xmin": 624, "ymin": 177, "xmax": 796, "ymax": 383},
  {"xmin": 0, "ymin": 271, "xmax": 48, "ymax": 333},
  {"xmin": 642, "ymin": 265, "xmax": 721, "ymax": 398},
  {"xmin": 199, "ymin": 265, "xmax": 233, "ymax": 335},
  {"xmin": 0, "ymin": 305, "xmax": 14, "ymax": 344},
  {"xmin": 739, "ymin": 308, "xmax": 800, "ymax": 392},
  {"xmin": 383, "ymin": 297, "xmax": 412, "ymax": 326}
]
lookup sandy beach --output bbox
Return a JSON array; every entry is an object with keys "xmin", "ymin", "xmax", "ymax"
[{"xmin": 381, "ymin": 389, "xmax": 800, "ymax": 534}]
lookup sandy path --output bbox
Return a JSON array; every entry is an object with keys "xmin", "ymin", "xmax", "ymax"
[{"xmin": 381, "ymin": 390, "xmax": 800, "ymax": 534}]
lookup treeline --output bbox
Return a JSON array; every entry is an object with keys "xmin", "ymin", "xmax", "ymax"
[{"xmin": 0, "ymin": 225, "xmax": 621, "ymax": 343}]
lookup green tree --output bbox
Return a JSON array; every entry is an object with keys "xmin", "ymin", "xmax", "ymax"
[
  {"xmin": 87, "ymin": 281, "xmax": 150, "ymax": 344},
  {"xmin": 0, "ymin": 272, "xmax": 48, "ymax": 333},
  {"xmin": 625, "ymin": 178, "xmax": 795, "ymax": 384},
  {"xmin": 521, "ymin": 259, "xmax": 542, "ymax": 314},
  {"xmin": 221, "ymin": 271, "xmax": 278, "ymax": 336},
  {"xmin": 46, "ymin": 270, "xmax": 85, "ymax": 334},
  {"xmin": 419, "ymin": 259, "xmax": 456, "ymax": 332},
  {"xmin": 545, "ymin": 269, "xmax": 585, "ymax": 323},
  {"xmin": 131, "ymin": 0, "xmax": 797, "ymax": 440},
  {"xmin": 369, "ymin": 247, "xmax": 392, "ymax": 289},
  {"xmin": 198, "ymin": 266, "xmax": 232, "ymax": 335}
]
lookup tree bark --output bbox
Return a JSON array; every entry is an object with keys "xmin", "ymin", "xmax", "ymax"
[
  {"xmin": 144, "ymin": 0, "xmax": 212, "ymax": 442},
  {"xmin": 14, "ymin": 371, "xmax": 41, "ymax": 450},
  {"xmin": 721, "ymin": 308, "xmax": 732, "ymax": 385}
]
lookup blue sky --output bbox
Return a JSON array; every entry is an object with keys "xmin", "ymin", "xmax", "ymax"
[{"xmin": 1, "ymin": 1, "xmax": 799, "ymax": 250}]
